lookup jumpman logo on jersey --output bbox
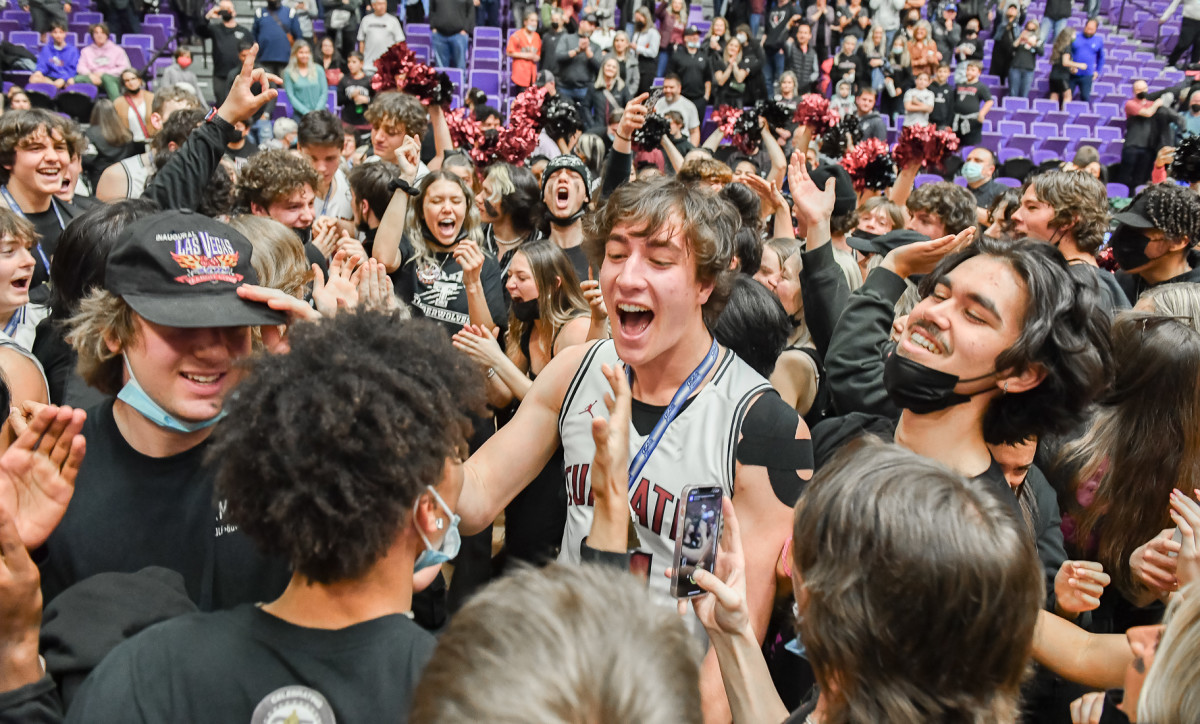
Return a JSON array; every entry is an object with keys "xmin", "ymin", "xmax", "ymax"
[{"xmin": 579, "ymin": 400, "xmax": 600, "ymax": 418}]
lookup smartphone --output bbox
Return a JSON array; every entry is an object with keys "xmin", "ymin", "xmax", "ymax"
[
  {"xmin": 645, "ymin": 86, "xmax": 664, "ymax": 111},
  {"xmin": 671, "ymin": 486, "xmax": 724, "ymax": 598}
]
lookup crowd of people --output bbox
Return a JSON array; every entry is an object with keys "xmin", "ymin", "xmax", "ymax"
[{"xmin": 0, "ymin": 0, "xmax": 1197, "ymax": 722}]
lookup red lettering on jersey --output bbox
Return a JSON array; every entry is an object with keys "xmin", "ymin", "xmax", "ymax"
[
  {"xmin": 650, "ymin": 485, "xmax": 676, "ymax": 537},
  {"xmin": 630, "ymin": 477, "xmax": 650, "ymax": 528},
  {"xmin": 565, "ymin": 464, "xmax": 590, "ymax": 506}
]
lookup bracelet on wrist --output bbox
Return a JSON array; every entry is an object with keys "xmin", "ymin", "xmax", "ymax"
[
  {"xmin": 615, "ymin": 131, "xmax": 631, "ymax": 142},
  {"xmin": 388, "ymin": 178, "xmax": 420, "ymax": 197}
]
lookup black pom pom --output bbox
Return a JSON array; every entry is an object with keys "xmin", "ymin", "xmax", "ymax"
[
  {"xmin": 633, "ymin": 113, "xmax": 670, "ymax": 152},
  {"xmin": 819, "ymin": 115, "xmax": 862, "ymax": 159},
  {"xmin": 543, "ymin": 96, "xmax": 584, "ymax": 142},
  {"xmin": 1172, "ymin": 134, "xmax": 1200, "ymax": 184}
]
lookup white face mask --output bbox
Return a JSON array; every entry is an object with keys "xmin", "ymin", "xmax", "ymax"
[{"xmin": 737, "ymin": 32, "xmax": 748, "ymax": 43}]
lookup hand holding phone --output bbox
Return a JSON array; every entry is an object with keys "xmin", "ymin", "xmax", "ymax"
[{"xmin": 671, "ymin": 485, "xmax": 724, "ymax": 597}]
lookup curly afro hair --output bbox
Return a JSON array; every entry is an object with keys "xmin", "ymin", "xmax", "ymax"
[{"xmin": 209, "ymin": 313, "xmax": 486, "ymax": 584}]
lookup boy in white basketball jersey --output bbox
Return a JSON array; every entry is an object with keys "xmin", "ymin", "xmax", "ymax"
[{"xmin": 456, "ymin": 175, "xmax": 813, "ymax": 721}]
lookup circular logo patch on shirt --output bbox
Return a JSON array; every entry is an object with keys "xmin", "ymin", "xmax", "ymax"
[{"xmin": 250, "ymin": 686, "xmax": 337, "ymax": 724}]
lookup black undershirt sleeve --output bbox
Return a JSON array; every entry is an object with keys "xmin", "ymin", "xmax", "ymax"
[{"xmin": 736, "ymin": 391, "xmax": 814, "ymax": 507}]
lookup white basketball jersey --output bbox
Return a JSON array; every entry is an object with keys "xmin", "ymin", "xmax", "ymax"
[
  {"xmin": 121, "ymin": 154, "xmax": 151, "ymax": 199},
  {"xmin": 558, "ymin": 340, "xmax": 771, "ymax": 603}
]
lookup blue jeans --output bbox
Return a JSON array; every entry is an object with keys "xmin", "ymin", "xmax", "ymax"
[
  {"xmin": 476, "ymin": 0, "xmax": 499, "ymax": 26},
  {"xmin": 1008, "ymin": 67, "xmax": 1033, "ymax": 97},
  {"xmin": 558, "ymin": 84, "xmax": 589, "ymax": 117},
  {"xmin": 433, "ymin": 31, "xmax": 469, "ymax": 69},
  {"xmin": 657, "ymin": 48, "xmax": 671, "ymax": 77},
  {"xmin": 750, "ymin": 13, "xmax": 763, "ymax": 37},
  {"xmin": 764, "ymin": 49, "xmax": 785, "ymax": 93},
  {"xmin": 1069, "ymin": 73, "xmax": 1094, "ymax": 101},
  {"xmin": 1085, "ymin": 0, "xmax": 1099, "ymax": 18},
  {"xmin": 1039, "ymin": 16, "xmax": 1069, "ymax": 45}
]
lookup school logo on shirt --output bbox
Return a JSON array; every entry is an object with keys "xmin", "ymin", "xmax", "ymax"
[{"xmin": 250, "ymin": 686, "xmax": 336, "ymax": 724}]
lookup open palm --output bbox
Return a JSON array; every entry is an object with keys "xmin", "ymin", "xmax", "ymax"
[{"xmin": 0, "ymin": 405, "xmax": 87, "ymax": 549}]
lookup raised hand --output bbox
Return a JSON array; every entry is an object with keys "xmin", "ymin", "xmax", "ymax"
[
  {"xmin": 312, "ymin": 250, "xmax": 361, "ymax": 318},
  {"xmin": 311, "ymin": 216, "xmax": 341, "ymax": 259},
  {"xmin": 236, "ymin": 283, "xmax": 322, "ymax": 354},
  {"xmin": 883, "ymin": 226, "xmax": 975, "ymax": 279},
  {"xmin": 785, "ymin": 150, "xmax": 835, "ymax": 227},
  {"xmin": 355, "ymin": 258, "xmax": 401, "ymax": 312},
  {"xmin": 451, "ymin": 324, "xmax": 506, "ymax": 370},
  {"xmin": 1130, "ymin": 528, "xmax": 1181, "ymax": 595},
  {"xmin": 397, "ymin": 134, "xmax": 421, "ymax": 182},
  {"xmin": 454, "ymin": 238, "xmax": 486, "ymax": 285},
  {"xmin": 217, "ymin": 43, "xmax": 281, "ymax": 126},
  {"xmin": 1054, "ymin": 560, "xmax": 1110, "ymax": 616},
  {"xmin": 688, "ymin": 497, "xmax": 750, "ymax": 637},
  {"xmin": 1169, "ymin": 488, "xmax": 1200, "ymax": 590},
  {"xmin": 586, "ymin": 361, "xmax": 633, "ymax": 553},
  {"xmin": 0, "ymin": 404, "xmax": 86, "ymax": 549}
]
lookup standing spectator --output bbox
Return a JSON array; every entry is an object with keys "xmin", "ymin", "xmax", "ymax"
[
  {"xmin": 74, "ymin": 24, "xmax": 130, "ymax": 100},
  {"xmin": 541, "ymin": 9, "xmax": 569, "ymax": 75},
  {"xmin": 200, "ymin": 1, "xmax": 251, "ymax": 105},
  {"xmin": 929, "ymin": 62, "xmax": 953, "ymax": 127},
  {"xmin": 630, "ymin": 6, "xmax": 659, "ymax": 95},
  {"xmin": 806, "ymin": 0, "xmax": 836, "ymax": 62},
  {"xmin": 253, "ymin": 0, "xmax": 303, "ymax": 77},
  {"xmin": 763, "ymin": 0, "xmax": 799, "ymax": 93},
  {"xmin": 319, "ymin": 36, "xmax": 348, "ymax": 87},
  {"xmin": 431, "ymin": 0, "xmax": 475, "ymax": 70},
  {"xmin": 586, "ymin": 57, "xmax": 629, "ymax": 128},
  {"xmin": 113, "ymin": 69, "xmax": 155, "ymax": 142},
  {"xmin": 160, "ymin": 48, "xmax": 205, "ymax": 101},
  {"xmin": 870, "ymin": 0, "xmax": 905, "ymax": 46},
  {"xmin": 508, "ymin": 11, "xmax": 543, "ymax": 90},
  {"xmin": 27, "ymin": 0, "xmax": 69, "ymax": 44},
  {"xmin": 338, "ymin": 51, "xmax": 375, "ymax": 130},
  {"xmin": 908, "ymin": 20, "xmax": 941, "ymax": 78},
  {"xmin": 1008, "ymin": 19, "xmax": 1040, "ymax": 98},
  {"xmin": 1163, "ymin": 0, "xmax": 1200, "ymax": 67},
  {"xmin": 358, "ymin": 0, "xmax": 405, "ymax": 73},
  {"xmin": 325, "ymin": 0, "xmax": 361, "ymax": 55},
  {"xmin": 1069, "ymin": 18, "xmax": 1104, "ymax": 102},
  {"xmin": 950, "ymin": 59, "xmax": 992, "ymax": 145},
  {"xmin": 855, "ymin": 87, "xmax": 887, "ymax": 140},
  {"xmin": 557, "ymin": 15, "xmax": 601, "ymax": 110},
  {"xmin": 605, "ymin": 31, "xmax": 640, "ymax": 91},
  {"xmin": 785, "ymin": 22, "xmax": 820, "ymax": 94},
  {"xmin": 477, "ymin": 0, "xmax": 500, "ymax": 29},
  {"xmin": 831, "ymin": 34, "xmax": 864, "ymax": 91},
  {"xmin": 1120, "ymin": 80, "xmax": 1168, "ymax": 189},
  {"xmin": 30, "ymin": 22, "xmax": 79, "ymax": 90},
  {"xmin": 712, "ymin": 37, "xmax": 749, "ymax": 107},
  {"xmin": 667, "ymin": 25, "xmax": 712, "ymax": 116},
  {"xmin": 655, "ymin": 74, "xmax": 701, "ymax": 144},
  {"xmin": 292, "ymin": 0, "xmax": 316, "ymax": 44},
  {"xmin": 836, "ymin": 0, "xmax": 872, "ymax": 42},
  {"xmin": 1048, "ymin": 27, "xmax": 1082, "ymax": 105},
  {"xmin": 1040, "ymin": 0, "xmax": 1070, "ymax": 44},
  {"xmin": 655, "ymin": 0, "xmax": 687, "ymax": 78},
  {"xmin": 990, "ymin": 1, "xmax": 1020, "ymax": 84},
  {"xmin": 902, "ymin": 70, "xmax": 934, "ymax": 125},
  {"xmin": 96, "ymin": 0, "xmax": 141, "ymax": 38},
  {"xmin": 737, "ymin": 23, "xmax": 770, "ymax": 104},
  {"xmin": 930, "ymin": 4, "xmax": 961, "ymax": 62},
  {"xmin": 953, "ymin": 18, "xmax": 983, "ymax": 83},
  {"xmin": 880, "ymin": 33, "xmax": 911, "ymax": 119},
  {"xmin": 1182, "ymin": 89, "xmax": 1200, "ymax": 135},
  {"xmin": 284, "ymin": 40, "xmax": 329, "ymax": 116},
  {"xmin": 703, "ymin": 16, "xmax": 729, "ymax": 62},
  {"xmin": 860, "ymin": 24, "xmax": 887, "ymax": 90}
]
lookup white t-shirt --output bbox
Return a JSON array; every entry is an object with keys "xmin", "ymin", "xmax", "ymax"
[
  {"xmin": 655, "ymin": 96, "xmax": 700, "ymax": 130},
  {"xmin": 903, "ymin": 88, "xmax": 935, "ymax": 126},
  {"xmin": 358, "ymin": 13, "xmax": 405, "ymax": 70},
  {"xmin": 315, "ymin": 166, "xmax": 354, "ymax": 220}
]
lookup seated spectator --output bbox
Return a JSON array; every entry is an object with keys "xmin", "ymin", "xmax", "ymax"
[
  {"xmin": 410, "ymin": 564, "xmax": 702, "ymax": 723},
  {"xmin": 283, "ymin": 40, "xmax": 329, "ymax": 117},
  {"xmin": 6, "ymin": 90, "xmax": 32, "ymax": 111},
  {"xmin": 159, "ymin": 48, "xmax": 205, "ymax": 102},
  {"xmin": 112, "ymin": 69, "xmax": 155, "ymax": 143},
  {"xmin": 82, "ymin": 99, "xmax": 138, "ymax": 190},
  {"xmin": 30, "ymin": 21, "xmax": 79, "ymax": 90},
  {"xmin": 74, "ymin": 24, "xmax": 130, "ymax": 100},
  {"xmin": 67, "ymin": 312, "xmax": 476, "ymax": 722},
  {"xmin": 655, "ymin": 75, "xmax": 700, "ymax": 146},
  {"xmin": 507, "ymin": 11, "xmax": 543, "ymax": 89},
  {"xmin": 337, "ymin": 52, "xmax": 374, "ymax": 131},
  {"xmin": 269, "ymin": 118, "xmax": 298, "ymax": 150}
]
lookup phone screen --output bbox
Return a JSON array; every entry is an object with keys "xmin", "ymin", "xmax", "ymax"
[{"xmin": 671, "ymin": 486, "xmax": 723, "ymax": 598}]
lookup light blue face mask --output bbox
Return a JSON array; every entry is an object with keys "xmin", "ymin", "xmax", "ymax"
[
  {"xmin": 961, "ymin": 160, "xmax": 985, "ymax": 182},
  {"xmin": 116, "ymin": 356, "xmax": 227, "ymax": 433},
  {"xmin": 414, "ymin": 486, "xmax": 462, "ymax": 573}
]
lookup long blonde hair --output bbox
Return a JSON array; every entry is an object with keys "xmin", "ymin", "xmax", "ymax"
[
  {"xmin": 1139, "ymin": 588, "xmax": 1200, "ymax": 723},
  {"xmin": 285, "ymin": 39, "xmax": 317, "ymax": 80}
]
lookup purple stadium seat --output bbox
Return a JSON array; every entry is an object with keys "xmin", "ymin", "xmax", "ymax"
[
  {"xmin": 1039, "ymin": 137, "xmax": 1070, "ymax": 154},
  {"xmin": 122, "ymin": 46, "xmax": 146, "ymax": 68},
  {"xmin": 142, "ymin": 24, "xmax": 171, "ymax": 51},
  {"xmin": 886, "ymin": 128, "xmax": 898, "ymax": 144},
  {"xmin": 1094, "ymin": 102, "xmax": 1120, "ymax": 118},
  {"xmin": 74, "ymin": 10, "xmax": 103, "ymax": 23},
  {"xmin": 994, "ymin": 177, "xmax": 1022, "ymax": 188},
  {"xmin": 470, "ymin": 71, "xmax": 502, "ymax": 97},
  {"xmin": 0, "ymin": 20, "xmax": 19, "ymax": 35},
  {"xmin": 474, "ymin": 27, "xmax": 502, "ymax": 43},
  {"xmin": 1096, "ymin": 126, "xmax": 1122, "ymax": 142},
  {"xmin": 144, "ymin": 14, "xmax": 176, "ymax": 29},
  {"xmin": 272, "ymin": 89, "xmax": 292, "ymax": 119},
  {"xmin": 9, "ymin": 30, "xmax": 39, "ymax": 50},
  {"xmin": 407, "ymin": 23, "xmax": 431, "ymax": 36},
  {"xmin": 1107, "ymin": 182, "xmax": 1131, "ymax": 197},
  {"xmin": 1031, "ymin": 121, "xmax": 1058, "ymax": 138},
  {"xmin": 327, "ymin": 89, "xmax": 337, "ymax": 112},
  {"xmin": 1007, "ymin": 135, "xmax": 1038, "ymax": 155},
  {"xmin": 980, "ymin": 132, "xmax": 1002, "ymax": 150},
  {"xmin": 1002, "ymin": 96, "xmax": 1030, "ymax": 111},
  {"xmin": 151, "ymin": 56, "xmax": 173, "ymax": 79},
  {"xmin": 70, "ymin": 23, "xmax": 92, "ymax": 40},
  {"xmin": 1073, "ymin": 114, "xmax": 1100, "ymax": 129},
  {"xmin": 1032, "ymin": 149, "xmax": 1060, "ymax": 165},
  {"xmin": 1092, "ymin": 81, "xmax": 1115, "ymax": 97},
  {"xmin": 1064, "ymin": 100, "xmax": 1090, "ymax": 115},
  {"xmin": 410, "ymin": 44, "xmax": 430, "ymax": 63},
  {"xmin": 0, "ymin": 10, "xmax": 30, "ymax": 22},
  {"xmin": 25, "ymin": 82, "xmax": 58, "ymax": 98},
  {"xmin": 1063, "ymin": 124, "xmax": 1089, "ymax": 141},
  {"xmin": 62, "ymin": 83, "xmax": 97, "ymax": 99},
  {"xmin": 953, "ymin": 173, "xmax": 970, "ymax": 186},
  {"xmin": 1032, "ymin": 98, "xmax": 1059, "ymax": 115},
  {"xmin": 998, "ymin": 147, "xmax": 1025, "ymax": 163},
  {"xmin": 1043, "ymin": 111, "xmax": 1069, "ymax": 126},
  {"xmin": 122, "ymin": 33, "xmax": 154, "ymax": 51},
  {"xmin": 914, "ymin": 173, "xmax": 943, "ymax": 186},
  {"xmin": 473, "ymin": 47, "xmax": 502, "ymax": 65},
  {"xmin": 997, "ymin": 120, "xmax": 1025, "ymax": 137},
  {"xmin": 1013, "ymin": 109, "xmax": 1040, "ymax": 127},
  {"xmin": 442, "ymin": 67, "xmax": 465, "ymax": 91}
]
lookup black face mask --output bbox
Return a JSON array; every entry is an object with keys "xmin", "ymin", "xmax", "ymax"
[
  {"xmin": 1191, "ymin": 103, "xmax": 1200, "ymax": 113},
  {"xmin": 883, "ymin": 350, "xmax": 994, "ymax": 414},
  {"xmin": 1136, "ymin": 91, "xmax": 1147, "ymax": 100},
  {"xmin": 1110, "ymin": 223, "xmax": 1155, "ymax": 271},
  {"xmin": 267, "ymin": 0, "xmax": 281, "ymax": 8},
  {"xmin": 635, "ymin": 19, "xmax": 646, "ymax": 29},
  {"xmin": 511, "ymin": 298, "xmax": 540, "ymax": 322},
  {"xmin": 218, "ymin": 9, "xmax": 232, "ymax": 20},
  {"xmin": 295, "ymin": 225, "xmax": 313, "ymax": 245}
]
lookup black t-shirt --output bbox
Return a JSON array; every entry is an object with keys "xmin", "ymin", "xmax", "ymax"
[
  {"xmin": 561, "ymin": 244, "xmax": 592, "ymax": 285},
  {"xmin": 667, "ymin": 49, "xmax": 711, "ymax": 100},
  {"xmin": 969, "ymin": 178, "xmax": 1005, "ymax": 209},
  {"xmin": 202, "ymin": 21, "xmax": 252, "ymax": 78},
  {"xmin": 66, "ymin": 605, "xmax": 436, "ymax": 724},
  {"xmin": 224, "ymin": 139, "xmax": 260, "ymax": 161},
  {"xmin": 951, "ymin": 80, "xmax": 992, "ymax": 116},
  {"xmin": 764, "ymin": 4, "xmax": 799, "ymax": 52},
  {"xmin": 929, "ymin": 81, "xmax": 953, "ymax": 125},
  {"xmin": 38, "ymin": 400, "xmax": 291, "ymax": 610},
  {"xmin": 392, "ymin": 235, "xmax": 507, "ymax": 333},
  {"xmin": 337, "ymin": 72, "xmax": 375, "ymax": 126},
  {"xmin": 25, "ymin": 203, "xmax": 63, "ymax": 292}
]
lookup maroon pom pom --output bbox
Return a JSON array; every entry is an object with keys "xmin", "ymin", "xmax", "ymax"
[
  {"xmin": 892, "ymin": 125, "xmax": 961, "ymax": 171},
  {"xmin": 1096, "ymin": 245, "xmax": 1118, "ymax": 272},
  {"xmin": 712, "ymin": 105, "xmax": 742, "ymax": 137},
  {"xmin": 370, "ymin": 42, "xmax": 415, "ymax": 93},
  {"xmin": 368, "ymin": 42, "xmax": 453, "ymax": 106},
  {"xmin": 446, "ymin": 107, "xmax": 481, "ymax": 151},
  {"xmin": 793, "ymin": 94, "xmax": 838, "ymax": 135},
  {"xmin": 841, "ymin": 137, "xmax": 896, "ymax": 191}
]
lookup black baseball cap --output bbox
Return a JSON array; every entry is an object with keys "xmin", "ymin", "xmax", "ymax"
[
  {"xmin": 685, "ymin": 24, "xmax": 701, "ymax": 35},
  {"xmin": 541, "ymin": 154, "xmax": 593, "ymax": 201},
  {"xmin": 846, "ymin": 228, "xmax": 930, "ymax": 255},
  {"xmin": 582, "ymin": 12, "xmax": 598, "ymax": 24},
  {"xmin": 106, "ymin": 210, "xmax": 287, "ymax": 328},
  {"xmin": 808, "ymin": 162, "xmax": 857, "ymax": 217},
  {"xmin": 1112, "ymin": 194, "xmax": 1156, "ymax": 229}
]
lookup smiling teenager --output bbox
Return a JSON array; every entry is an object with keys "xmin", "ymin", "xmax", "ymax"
[{"xmin": 452, "ymin": 175, "xmax": 813, "ymax": 720}]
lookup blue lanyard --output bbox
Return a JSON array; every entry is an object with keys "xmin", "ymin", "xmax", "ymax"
[
  {"xmin": 2, "ymin": 305, "xmax": 24, "ymax": 339},
  {"xmin": 0, "ymin": 186, "xmax": 57, "ymax": 276},
  {"xmin": 625, "ymin": 338, "xmax": 720, "ymax": 489}
]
